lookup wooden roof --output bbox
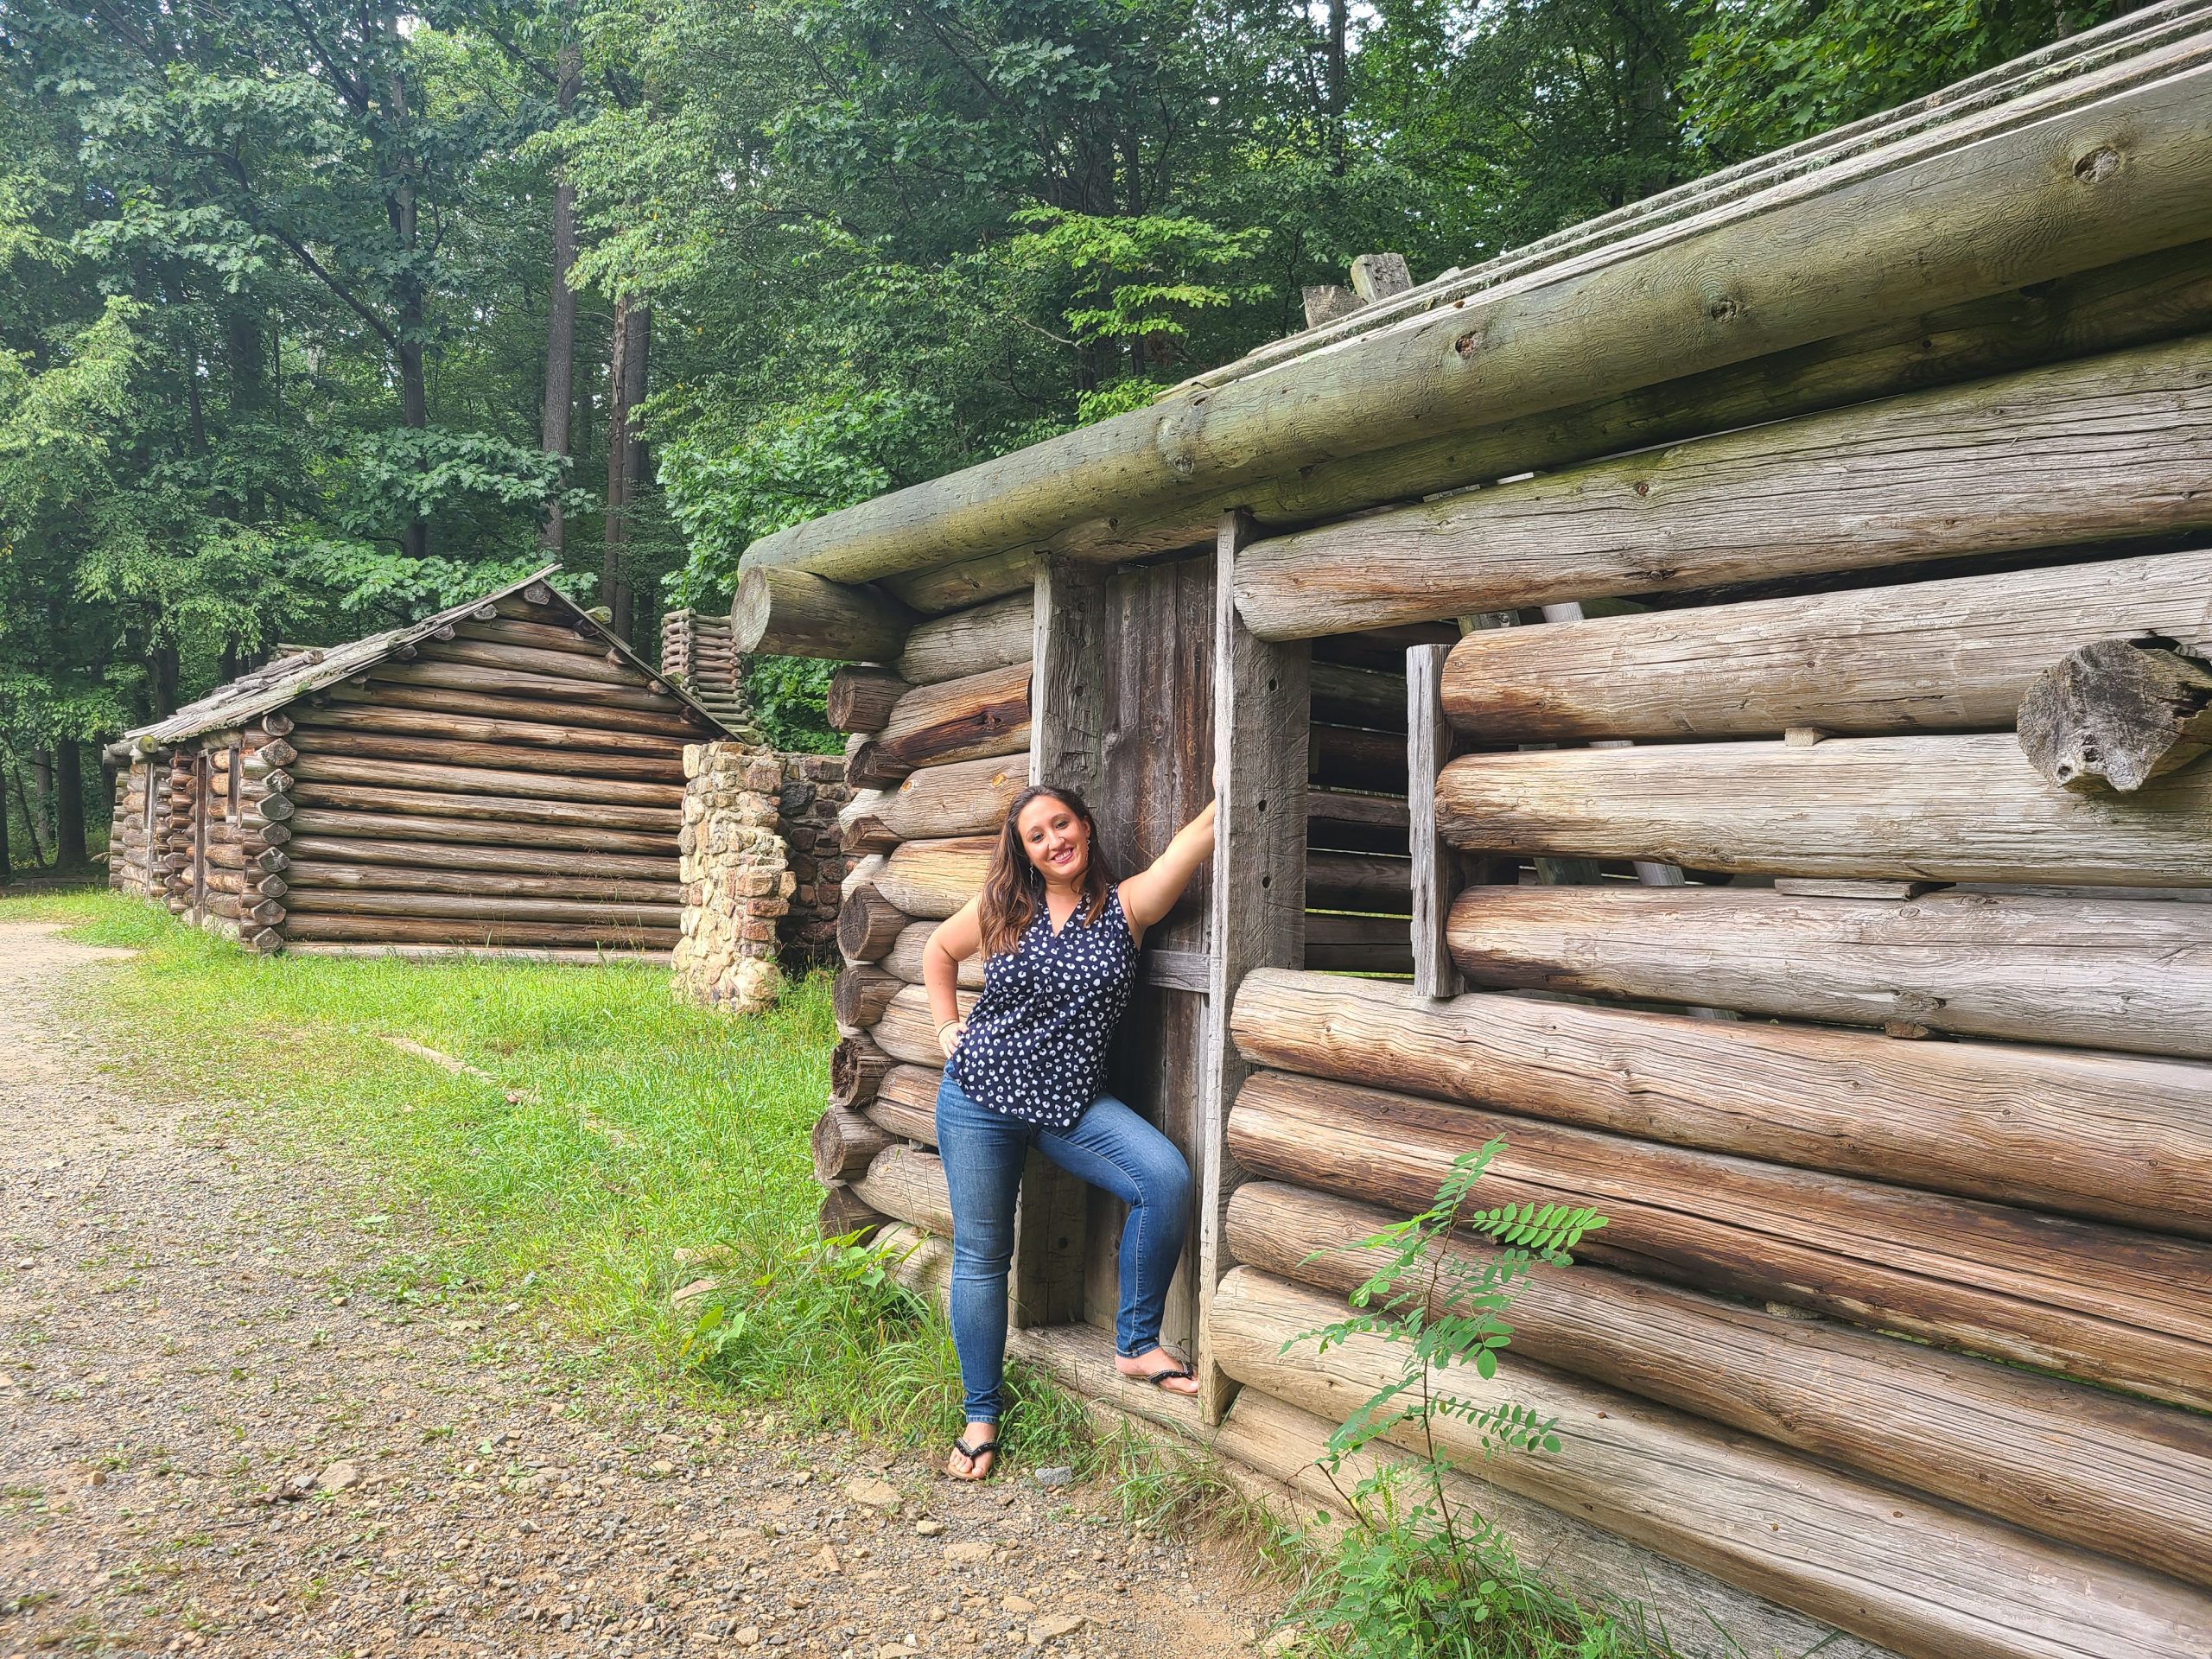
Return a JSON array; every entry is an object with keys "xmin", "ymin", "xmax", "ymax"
[{"xmin": 118, "ymin": 565, "xmax": 736, "ymax": 753}]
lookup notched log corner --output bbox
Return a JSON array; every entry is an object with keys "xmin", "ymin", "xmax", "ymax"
[{"xmin": 2018, "ymin": 637, "xmax": 2212, "ymax": 794}]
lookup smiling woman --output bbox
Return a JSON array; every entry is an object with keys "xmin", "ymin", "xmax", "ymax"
[{"xmin": 918, "ymin": 782, "xmax": 1218, "ymax": 1480}]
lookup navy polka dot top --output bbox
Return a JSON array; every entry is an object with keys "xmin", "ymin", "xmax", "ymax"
[{"xmin": 950, "ymin": 882, "xmax": 1139, "ymax": 1129}]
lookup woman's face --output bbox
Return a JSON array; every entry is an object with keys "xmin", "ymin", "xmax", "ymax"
[{"xmin": 1017, "ymin": 795, "xmax": 1090, "ymax": 884}]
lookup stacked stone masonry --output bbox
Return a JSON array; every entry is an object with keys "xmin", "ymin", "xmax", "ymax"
[{"xmin": 674, "ymin": 741, "xmax": 848, "ymax": 1014}]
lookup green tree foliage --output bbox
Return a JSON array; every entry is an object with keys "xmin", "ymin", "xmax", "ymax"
[{"xmin": 0, "ymin": 0, "xmax": 2133, "ymax": 867}]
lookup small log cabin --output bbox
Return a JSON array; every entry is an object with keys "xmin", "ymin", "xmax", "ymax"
[
  {"xmin": 108, "ymin": 568, "xmax": 730, "ymax": 958},
  {"xmin": 740, "ymin": 11, "xmax": 2212, "ymax": 1659}
]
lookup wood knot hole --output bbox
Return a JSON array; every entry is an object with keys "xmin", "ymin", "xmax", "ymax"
[
  {"xmin": 1453, "ymin": 328, "xmax": 1484, "ymax": 359},
  {"xmin": 1632, "ymin": 480, "xmax": 1650, "ymax": 498},
  {"xmin": 1706, "ymin": 296, "xmax": 1741, "ymax": 323},
  {"xmin": 2073, "ymin": 146, "xmax": 2122, "ymax": 184}
]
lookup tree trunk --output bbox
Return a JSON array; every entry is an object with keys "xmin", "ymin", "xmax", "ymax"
[
  {"xmin": 53, "ymin": 741, "xmax": 86, "ymax": 869},
  {"xmin": 603, "ymin": 296, "xmax": 649, "ymax": 639},
  {"xmin": 540, "ymin": 41, "xmax": 582, "ymax": 554}
]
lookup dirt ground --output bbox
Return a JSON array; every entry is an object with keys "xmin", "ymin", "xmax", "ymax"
[{"xmin": 0, "ymin": 920, "xmax": 1285, "ymax": 1658}]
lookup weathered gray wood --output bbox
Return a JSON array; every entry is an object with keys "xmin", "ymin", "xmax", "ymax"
[
  {"xmin": 1226, "ymin": 1064, "xmax": 2212, "ymax": 1409},
  {"xmin": 847, "ymin": 662, "xmax": 1032, "ymax": 787},
  {"xmin": 870, "ymin": 836, "xmax": 994, "ymax": 919},
  {"xmin": 286, "ymin": 810, "xmax": 671, "ymax": 857},
  {"xmin": 831, "ymin": 963, "xmax": 904, "ymax": 1029},
  {"xmin": 1302, "ymin": 912, "xmax": 1414, "ymax": 976},
  {"xmin": 283, "ymin": 890, "xmax": 680, "ymax": 926},
  {"xmin": 2018, "ymin": 637, "xmax": 2212, "ymax": 792},
  {"xmin": 1236, "ymin": 334, "xmax": 2212, "ymax": 639},
  {"xmin": 1209, "ymin": 1268, "xmax": 2212, "ymax": 1659},
  {"xmin": 283, "ymin": 863, "xmax": 679, "ymax": 906},
  {"xmin": 1196, "ymin": 511, "xmax": 1311, "ymax": 1422},
  {"xmin": 1006, "ymin": 558, "xmax": 1116, "ymax": 1327},
  {"xmin": 840, "ymin": 755, "xmax": 1027, "ymax": 846},
  {"xmin": 282, "ymin": 835, "xmax": 671, "ymax": 881},
  {"xmin": 826, "ymin": 666, "xmax": 912, "ymax": 734},
  {"xmin": 873, "ymin": 984, "xmax": 980, "ymax": 1067},
  {"xmin": 283, "ymin": 913, "xmax": 676, "ymax": 948},
  {"xmin": 1231, "ymin": 965, "xmax": 2212, "ymax": 1236},
  {"xmin": 880, "ymin": 920, "xmax": 985, "ymax": 989},
  {"xmin": 289, "ymin": 780, "xmax": 677, "ymax": 834},
  {"xmin": 1408, "ymin": 644, "xmax": 1457, "ymax": 998},
  {"xmin": 836, "ymin": 883, "xmax": 910, "ymax": 963},
  {"xmin": 287, "ymin": 752, "xmax": 685, "ymax": 809},
  {"xmin": 1302, "ymin": 851, "xmax": 1411, "ymax": 914},
  {"xmin": 741, "ymin": 51, "xmax": 2212, "ymax": 588},
  {"xmin": 1440, "ymin": 550, "xmax": 2212, "ymax": 741},
  {"xmin": 894, "ymin": 591, "xmax": 1034, "ymax": 684},
  {"xmin": 1435, "ymin": 733, "xmax": 2212, "ymax": 887},
  {"xmin": 1310, "ymin": 662, "xmax": 1409, "ymax": 733},
  {"xmin": 1448, "ymin": 884, "xmax": 2212, "ymax": 1060},
  {"xmin": 1229, "ymin": 1181, "xmax": 2212, "ymax": 1591},
  {"xmin": 1214, "ymin": 1388, "xmax": 1904, "ymax": 1659},
  {"xmin": 731, "ymin": 566, "xmax": 914, "ymax": 659},
  {"xmin": 812, "ymin": 1108, "xmax": 893, "ymax": 1185},
  {"xmin": 829, "ymin": 1036, "xmax": 893, "ymax": 1109}
]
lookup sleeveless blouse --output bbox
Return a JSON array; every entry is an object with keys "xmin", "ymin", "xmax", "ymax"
[{"xmin": 950, "ymin": 884, "xmax": 1139, "ymax": 1129}]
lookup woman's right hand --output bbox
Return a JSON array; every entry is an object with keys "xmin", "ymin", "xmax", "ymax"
[{"xmin": 938, "ymin": 1020, "xmax": 967, "ymax": 1058}]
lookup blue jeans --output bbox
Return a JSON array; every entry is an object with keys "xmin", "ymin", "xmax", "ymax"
[{"xmin": 934, "ymin": 1068, "xmax": 1192, "ymax": 1424}]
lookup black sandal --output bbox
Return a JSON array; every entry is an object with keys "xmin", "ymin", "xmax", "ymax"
[
  {"xmin": 947, "ymin": 1435, "xmax": 1001, "ymax": 1481},
  {"xmin": 1134, "ymin": 1361, "xmax": 1198, "ymax": 1390}
]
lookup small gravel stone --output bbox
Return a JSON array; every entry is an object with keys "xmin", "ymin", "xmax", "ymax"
[{"xmin": 1033, "ymin": 1465, "xmax": 1077, "ymax": 1488}]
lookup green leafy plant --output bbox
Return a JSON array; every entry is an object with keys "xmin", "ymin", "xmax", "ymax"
[{"xmin": 1290, "ymin": 1141, "xmax": 1620, "ymax": 1657}]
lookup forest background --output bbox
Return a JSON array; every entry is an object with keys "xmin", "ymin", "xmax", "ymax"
[{"xmin": 0, "ymin": 0, "xmax": 2136, "ymax": 871}]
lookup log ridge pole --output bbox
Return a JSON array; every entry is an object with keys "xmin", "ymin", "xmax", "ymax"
[
  {"xmin": 1010, "ymin": 557, "xmax": 1112, "ymax": 1325},
  {"xmin": 1198, "ymin": 510, "xmax": 1310, "ymax": 1421}
]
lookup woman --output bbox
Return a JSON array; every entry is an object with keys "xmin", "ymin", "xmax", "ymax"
[{"xmin": 922, "ymin": 783, "xmax": 1217, "ymax": 1481}]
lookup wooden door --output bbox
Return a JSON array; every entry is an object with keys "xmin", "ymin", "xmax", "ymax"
[{"xmin": 1088, "ymin": 551, "xmax": 1216, "ymax": 1352}]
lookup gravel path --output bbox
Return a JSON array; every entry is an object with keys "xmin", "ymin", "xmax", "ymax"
[{"xmin": 0, "ymin": 920, "xmax": 1282, "ymax": 1658}]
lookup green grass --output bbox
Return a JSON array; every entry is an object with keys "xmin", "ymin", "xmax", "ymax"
[{"xmin": 3, "ymin": 886, "xmax": 1073, "ymax": 1459}]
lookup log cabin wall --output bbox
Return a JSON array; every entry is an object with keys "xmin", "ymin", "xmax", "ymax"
[
  {"xmin": 107, "ymin": 753, "xmax": 162, "ymax": 899},
  {"xmin": 276, "ymin": 591, "xmax": 699, "ymax": 957},
  {"xmin": 770, "ymin": 22, "xmax": 2212, "ymax": 1654}
]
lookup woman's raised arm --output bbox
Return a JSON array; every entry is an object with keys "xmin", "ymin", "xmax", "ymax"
[{"xmin": 1118, "ymin": 798, "xmax": 1217, "ymax": 934}]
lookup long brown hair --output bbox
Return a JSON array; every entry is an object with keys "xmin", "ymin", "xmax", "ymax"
[{"xmin": 978, "ymin": 785, "xmax": 1118, "ymax": 957}]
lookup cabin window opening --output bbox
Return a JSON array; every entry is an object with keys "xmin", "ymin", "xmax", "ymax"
[
  {"xmin": 143, "ymin": 762, "xmax": 157, "ymax": 839},
  {"xmin": 226, "ymin": 744, "xmax": 242, "ymax": 823}
]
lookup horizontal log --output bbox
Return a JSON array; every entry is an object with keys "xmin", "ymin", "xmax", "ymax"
[
  {"xmin": 1234, "ymin": 328, "xmax": 2212, "ymax": 639},
  {"xmin": 744, "ymin": 49, "xmax": 2212, "ymax": 589},
  {"xmin": 1440, "ymin": 549, "xmax": 2212, "ymax": 741},
  {"xmin": 850, "ymin": 1143, "xmax": 955, "ymax": 1236},
  {"xmin": 291, "ymin": 728, "xmax": 684, "ymax": 782},
  {"xmin": 829, "ymin": 1037, "xmax": 893, "ymax": 1110},
  {"xmin": 873, "ymin": 836, "xmax": 994, "ymax": 919},
  {"xmin": 289, "ymin": 753, "xmax": 685, "ymax": 809},
  {"xmin": 289, "ymin": 782, "xmax": 680, "ymax": 835},
  {"xmin": 1302, "ymin": 912, "xmax": 1414, "ymax": 976},
  {"xmin": 281, "ymin": 914, "xmax": 677, "ymax": 949},
  {"xmin": 1212, "ymin": 1389, "xmax": 1888, "ymax": 1659},
  {"xmin": 1209, "ymin": 1268, "xmax": 2212, "ymax": 1659},
  {"xmin": 1229, "ymin": 1180, "xmax": 2212, "ymax": 1589},
  {"xmin": 733, "ymin": 566, "xmax": 915, "ymax": 660},
  {"xmin": 826, "ymin": 666, "xmax": 912, "ymax": 734},
  {"xmin": 836, "ymin": 790, "xmax": 898, "ymax": 855},
  {"xmin": 416, "ymin": 636, "xmax": 643, "ymax": 688},
  {"xmin": 1306, "ymin": 789, "xmax": 1410, "ymax": 855},
  {"xmin": 1309, "ymin": 663, "xmax": 1408, "ymax": 734},
  {"xmin": 874, "ymin": 984, "xmax": 978, "ymax": 1067},
  {"xmin": 837, "ymin": 884, "xmax": 912, "ymax": 963},
  {"xmin": 2019, "ymin": 637, "xmax": 2212, "ymax": 792},
  {"xmin": 1447, "ymin": 884, "xmax": 2212, "ymax": 1059},
  {"xmin": 1306, "ymin": 850, "xmax": 1411, "ymax": 914},
  {"xmin": 286, "ymin": 810, "xmax": 673, "ymax": 857},
  {"xmin": 320, "ymin": 681, "xmax": 706, "ymax": 741},
  {"xmin": 818, "ymin": 1184, "xmax": 883, "ymax": 1243},
  {"xmin": 1310, "ymin": 723, "xmax": 1406, "ymax": 794},
  {"xmin": 832, "ymin": 964, "xmax": 904, "ymax": 1029},
  {"xmin": 448, "ymin": 615, "xmax": 603, "ymax": 655},
  {"xmin": 283, "ymin": 862, "xmax": 678, "ymax": 906},
  {"xmin": 283, "ymin": 890, "xmax": 681, "ymax": 926},
  {"xmin": 812, "ymin": 1108, "xmax": 893, "ymax": 1185},
  {"xmin": 365, "ymin": 659, "xmax": 682, "ymax": 714},
  {"xmin": 880, "ymin": 921, "xmax": 985, "ymax": 989},
  {"xmin": 281, "ymin": 835, "xmax": 672, "ymax": 880},
  {"xmin": 882, "ymin": 548, "xmax": 1040, "ymax": 615},
  {"xmin": 867, "ymin": 1065, "xmax": 941, "ymax": 1144},
  {"xmin": 895, "ymin": 593, "xmax": 1033, "ymax": 685},
  {"xmin": 1234, "ymin": 966, "xmax": 2212, "ymax": 1235},
  {"xmin": 842, "ymin": 755, "xmax": 1027, "ymax": 845},
  {"xmin": 1227, "ymin": 1066, "xmax": 2212, "ymax": 1408},
  {"xmin": 1435, "ymin": 733, "xmax": 2212, "ymax": 886},
  {"xmin": 849, "ymin": 663, "xmax": 1032, "ymax": 788}
]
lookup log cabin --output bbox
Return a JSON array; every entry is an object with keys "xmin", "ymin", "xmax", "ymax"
[
  {"xmin": 741, "ymin": 10, "xmax": 2212, "ymax": 1658},
  {"xmin": 107, "ymin": 567, "xmax": 730, "ymax": 959}
]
